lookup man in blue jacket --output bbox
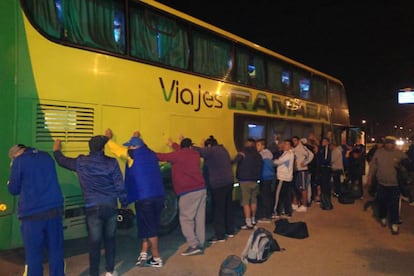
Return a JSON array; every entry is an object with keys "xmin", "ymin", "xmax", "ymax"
[
  {"xmin": 105, "ymin": 129, "xmax": 165, "ymax": 267},
  {"xmin": 233, "ymin": 139, "xmax": 262, "ymax": 229},
  {"xmin": 8, "ymin": 144, "xmax": 64, "ymax": 276},
  {"xmin": 53, "ymin": 136, "xmax": 128, "ymax": 276}
]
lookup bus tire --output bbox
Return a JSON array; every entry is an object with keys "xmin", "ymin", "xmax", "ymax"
[{"xmin": 159, "ymin": 186, "xmax": 179, "ymax": 236}]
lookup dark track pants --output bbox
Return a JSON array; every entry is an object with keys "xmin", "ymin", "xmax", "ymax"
[
  {"xmin": 211, "ymin": 185, "xmax": 235, "ymax": 239},
  {"xmin": 21, "ymin": 217, "xmax": 64, "ymax": 276}
]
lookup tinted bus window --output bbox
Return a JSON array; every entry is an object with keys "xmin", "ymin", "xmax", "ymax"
[
  {"xmin": 192, "ymin": 30, "xmax": 232, "ymax": 78},
  {"xmin": 312, "ymin": 76, "xmax": 328, "ymax": 104},
  {"xmin": 129, "ymin": 5, "xmax": 189, "ymax": 69},
  {"xmin": 235, "ymin": 47, "xmax": 265, "ymax": 89},
  {"xmin": 26, "ymin": 0, "xmax": 126, "ymax": 54},
  {"xmin": 267, "ymin": 60, "xmax": 283, "ymax": 92}
]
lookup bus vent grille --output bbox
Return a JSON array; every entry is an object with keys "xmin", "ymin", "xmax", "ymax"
[
  {"xmin": 64, "ymin": 194, "xmax": 86, "ymax": 219},
  {"xmin": 36, "ymin": 104, "xmax": 94, "ymax": 142}
]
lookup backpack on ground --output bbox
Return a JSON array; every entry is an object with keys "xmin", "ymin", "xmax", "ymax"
[
  {"xmin": 219, "ymin": 255, "xmax": 246, "ymax": 276},
  {"xmin": 274, "ymin": 219, "xmax": 309, "ymax": 239},
  {"xmin": 241, "ymin": 227, "xmax": 282, "ymax": 264}
]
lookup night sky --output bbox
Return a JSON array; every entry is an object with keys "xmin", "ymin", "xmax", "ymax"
[{"xmin": 157, "ymin": 1, "xmax": 414, "ymax": 137}]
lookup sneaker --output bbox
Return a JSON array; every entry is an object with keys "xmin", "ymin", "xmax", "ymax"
[
  {"xmin": 258, "ymin": 217, "xmax": 272, "ymax": 223},
  {"xmin": 380, "ymin": 218, "xmax": 387, "ymax": 227},
  {"xmin": 208, "ymin": 236, "xmax": 226, "ymax": 244},
  {"xmin": 146, "ymin": 257, "xmax": 163, "ymax": 268},
  {"xmin": 226, "ymin": 233, "xmax": 235, "ymax": 238},
  {"xmin": 251, "ymin": 218, "xmax": 257, "ymax": 226},
  {"xmin": 391, "ymin": 224, "xmax": 399, "ymax": 235},
  {"xmin": 105, "ymin": 271, "xmax": 118, "ymax": 276},
  {"xmin": 292, "ymin": 204, "xmax": 298, "ymax": 210},
  {"xmin": 181, "ymin": 246, "xmax": 202, "ymax": 256},
  {"xmin": 296, "ymin": 206, "xmax": 307, "ymax": 212},
  {"xmin": 136, "ymin": 252, "xmax": 151, "ymax": 266},
  {"xmin": 240, "ymin": 224, "xmax": 254, "ymax": 230}
]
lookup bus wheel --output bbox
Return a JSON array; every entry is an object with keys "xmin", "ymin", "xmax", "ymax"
[{"xmin": 159, "ymin": 187, "xmax": 179, "ymax": 236}]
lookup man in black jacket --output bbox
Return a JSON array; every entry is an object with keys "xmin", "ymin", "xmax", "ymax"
[
  {"xmin": 193, "ymin": 135, "xmax": 235, "ymax": 243},
  {"xmin": 233, "ymin": 138, "xmax": 262, "ymax": 229}
]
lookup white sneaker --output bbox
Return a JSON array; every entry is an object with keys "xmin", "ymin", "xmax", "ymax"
[
  {"xmin": 292, "ymin": 204, "xmax": 298, "ymax": 210},
  {"xmin": 296, "ymin": 205, "xmax": 307, "ymax": 212},
  {"xmin": 136, "ymin": 252, "xmax": 151, "ymax": 266},
  {"xmin": 105, "ymin": 271, "xmax": 118, "ymax": 276}
]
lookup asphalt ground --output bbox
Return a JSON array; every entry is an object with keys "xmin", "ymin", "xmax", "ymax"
[{"xmin": 1, "ymin": 193, "xmax": 414, "ymax": 276}]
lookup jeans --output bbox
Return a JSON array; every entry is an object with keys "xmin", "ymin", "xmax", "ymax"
[{"xmin": 86, "ymin": 205, "xmax": 117, "ymax": 276}]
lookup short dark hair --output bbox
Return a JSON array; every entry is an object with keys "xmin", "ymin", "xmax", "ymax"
[
  {"xmin": 256, "ymin": 138, "xmax": 266, "ymax": 146},
  {"xmin": 204, "ymin": 135, "xmax": 218, "ymax": 147},
  {"xmin": 180, "ymin": 138, "xmax": 193, "ymax": 148},
  {"xmin": 284, "ymin": 139, "xmax": 293, "ymax": 147},
  {"xmin": 292, "ymin": 136, "xmax": 300, "ymax": 140}
]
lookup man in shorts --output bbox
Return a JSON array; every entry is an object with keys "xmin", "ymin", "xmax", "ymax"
[
  {"xmin": 105, "ymin": 129, "xmax": 165, "ymax": 267},
  {"xmin": 233, "ymin": 139, "xmax": 262, "ymax": 229}
]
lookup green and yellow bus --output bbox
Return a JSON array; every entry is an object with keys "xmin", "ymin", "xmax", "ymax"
[{"xmin": 0, "ymin": 0, "xmax": 355, "ymax": 249}]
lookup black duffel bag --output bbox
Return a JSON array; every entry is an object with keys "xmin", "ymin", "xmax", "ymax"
[{"xmin": 274, "ymin": 219, "xmax": 309, "ymax": 239}]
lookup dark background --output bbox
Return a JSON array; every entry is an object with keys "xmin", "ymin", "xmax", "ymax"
[{"xmin": 157, "ymin": 1, "xmax": 414, "ymax": 138}]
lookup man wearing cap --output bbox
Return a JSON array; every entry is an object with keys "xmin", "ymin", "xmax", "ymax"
[
  {"xmin": 53, "ymin": 136, "xmax": 127, "ymax": 276},
  {"xmin": 156, "ymin": 137, "xmax": 206, "ymax": 256},
  {"xmin": 8, "ymin": 144, "xmax": 64, "ymax": 276},
  {"xmin": 368, "ymin": 136, "xmax": 407, "ymax": 235},
  {"xmin": 104, "ymin": 129, "xmax": 165, "ymax": 268}
]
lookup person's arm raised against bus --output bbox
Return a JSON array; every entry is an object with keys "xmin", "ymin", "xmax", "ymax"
[
  {"xmin": 53, "ymin": 139, "xmax": 77, "ymax": 171},
  {"xmin": 105, "ymin": 128, "xmax": 131, "ymax": 164}
]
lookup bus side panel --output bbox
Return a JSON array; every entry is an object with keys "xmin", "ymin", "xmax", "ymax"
[{"xmin": 0, "ymin": 1, "xmax": 39, "ymax": 250}]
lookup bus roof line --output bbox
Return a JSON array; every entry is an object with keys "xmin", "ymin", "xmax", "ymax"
[{"xmin": 142, "ymin": 0, "xmax": 344, "ymax": 85}]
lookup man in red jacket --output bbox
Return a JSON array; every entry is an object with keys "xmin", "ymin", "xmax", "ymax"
[{"xmin": 157, "ymin": 138, "xmax": 206, "ymax": 256}]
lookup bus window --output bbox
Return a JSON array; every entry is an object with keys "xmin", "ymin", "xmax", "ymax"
[
  {"xmin": 192, "ymin": 29, "xmax": 232, "ymax": 78},
  {"xmin": 281, "ymin": 70, "xmax": 292, "ymax": 93},
  {"xmin": 130, "ymin": 6, "xmax": 189, "ymax": 69},
  {"xmin": 312, "ymin": 76, "xmax": 328, "ymax": 104},
  {"xmin": 235, "ymin": 48, "xmax": 265, "ymax": 89},
  {"xmin": 113, "ymin": 11, "xmax": 125, "ymax": 48},
  {"xmin": 247, "ymin": 123, "xmax": 265, "ymax": 140},
  {"xmin": 328, "ymin": 82, "xmax": 342, "ymax": 108},
  {"xmin": 299, "ymin": 78, "xmax": 311, "ymax": 99},
  {"xmin": 292, "ymin": 69, "xmax": 310, "ymax": 98},
  {"xmin": 267, "ymin": 60, "xmax": 283, "ymax": 92}
]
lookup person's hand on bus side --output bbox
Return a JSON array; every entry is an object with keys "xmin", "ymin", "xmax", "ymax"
[
  {"xmin": 167, "ymin": 138, "xmax": 174, "ymax": 148},
  {"xmin": 53, "ymin": 139, "xmax": 62, "ymax": 152},
  {"xmin": 178, "ymin": 134, "xmax": 184, "ymax": 142},
  {"xmin": 133, "ymin": 131, "xmax": 140, "ymax": 138},
  {"xmin": 105, "ymin": 128, "xmax": 113, "ymax": 140},
  {"xmin": 200, "ymin": 138, "xmax": 206, "ymax": 147}
]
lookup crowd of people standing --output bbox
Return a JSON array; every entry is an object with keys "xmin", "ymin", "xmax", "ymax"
[{"xmin": 7, "ymin": 128, "xmax": 412, "ymax": 275}]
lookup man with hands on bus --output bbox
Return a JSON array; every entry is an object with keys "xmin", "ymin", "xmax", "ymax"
[
  {"xmin": 104, "ymin": 129, "xmax": 165, "ymax": 268},
  {"xmin": 8, "ymin": 144, "xmax": 64, "ymax": 276},
  {"xmin": 156, "ymin": 136, "xmax": 207, "ymax": 256},
  {"xmin": 53, "ymin": 136, "xmax": 127, "ymax": 276}
]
